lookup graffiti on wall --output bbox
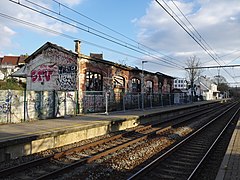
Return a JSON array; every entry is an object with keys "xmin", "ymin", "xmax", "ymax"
[
  {"xmin": 31, "ymin": 64, "xmax": 58, "ymax": 83},
  {"xmin": 32, "ymin": 91, "xmax": 76, "ymax": 119},
  {"xmin": 83, "ymin": 94, "xmax": 105, "ymax": 113},
  {"xmin": 43, "ymin": 48, "xmax": 76, "ymax": 64},
  {"xmin": 0, "ymin": 90, "xmax": 12, "ymax": 113},
  {"xmin": 57, "ymin": 65, "xmax": 77, "ymax": 90},
  {"xmin": 27, "ymin": 47, "xmax": 77, "ymax": 91},
  {"xmin": 0, "ymin": 90, "xmax": 77, "ymax": 124}
]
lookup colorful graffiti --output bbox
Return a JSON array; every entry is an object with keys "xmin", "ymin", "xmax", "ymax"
[
  {"xmin": 28, "ymin": 47, "xmax": 77, "ymax": 91},
  {"xmin": 31, "ymin": 64, "xmax": 58, "ymax": 83},
  {"xmin": 57, "ymin": 65, "xmax": 77, "ymax": 91},
  {"xmin": 83, "ymin": 94, "xmax": 105, "ymax": 113},
  {"xmin": 0, "ymin": 90, "xmax": 77, "ymax": 124},
  {"xmin": 34, "ymin": 92, "xmax": 42, "ymax": 118},
  {"xmin": 0, "ymin": 90, "xmax": 12, "ymax": 113}
]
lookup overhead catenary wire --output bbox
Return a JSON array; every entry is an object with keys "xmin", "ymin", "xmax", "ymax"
[
  {"xmin": 155, "ymin": 0, "xmax": 236, "ymax": 83},
  {"xmin": 226, "ymin": 55, "xmax": 240, "ymax": 65},
  {"xmin": 50, "ymin": 0, "xmax": 181, "ymax": 64},
  {"xmin": 13, "ymin": 0, "xmax": 184, "ymax": 70},
  {"xmin": 220, "ymin": 49, "xmax": 240, "ymax": 58},
  {"xmin": 162, "ymin": 0, "xmax": 237, "ymax": 79},
  {"xmin": 0, "ymin": 12, "xmax": 183, "ymax": 71},
  {"xmin": 169, "ymin": 0, "xmax": 222, "ymax": 62},
  {"xmin": 157, "ymin": 0, "xmax": 220, "ymax": 65}
]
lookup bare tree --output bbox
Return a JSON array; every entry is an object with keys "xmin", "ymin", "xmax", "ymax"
[
  {"xmin": 212, "ymin": 75, "xmax": 229, "ymax": 93},
  {"xmin": 118, "ymin": 58, "xmax": 127, "ymax": 66},
  {"xmin": 185, "ymin": 55, "xmax": 201, "ymax": 101}
]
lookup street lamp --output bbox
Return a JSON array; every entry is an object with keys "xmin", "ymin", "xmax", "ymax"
[{"xmin": 141, "ymin": 61, "xmax": 148, "ymax": 110}]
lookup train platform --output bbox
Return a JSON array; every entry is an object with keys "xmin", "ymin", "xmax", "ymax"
[
  {"xmin": 216, "ymin": 116, "xmax": 240, "ymax": 180},
  {"xmin": 0, "ymin": 100, "xmax": 218, "ymax": 162}
]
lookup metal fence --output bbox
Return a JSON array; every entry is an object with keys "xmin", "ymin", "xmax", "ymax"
[{"xmin": 81, "ymin": 91, "xmax": 189, "ymax": 113}]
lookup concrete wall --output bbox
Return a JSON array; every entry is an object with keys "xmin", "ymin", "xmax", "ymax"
[{"xmin": 0, "ymin": 90, "xmax": 77, "ymax": 124}]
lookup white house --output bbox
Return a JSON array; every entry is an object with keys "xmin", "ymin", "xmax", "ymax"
[
  {"xmin": 174, "ymin": 77, "xmax": 188, "ymax": 90},
  {"xmin": 173, "ymin": 77, "xmax": 188, "ymax": 104},
  {"xmin": 194, "ymin": 76, "xmax": 220, "ymax": 100}
]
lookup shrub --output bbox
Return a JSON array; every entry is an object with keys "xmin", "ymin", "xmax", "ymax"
[{"xmin": 0, "ymin": 78, "xmax": 26, "ymax": 90}]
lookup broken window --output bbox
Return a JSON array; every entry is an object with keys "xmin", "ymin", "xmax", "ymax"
[
  {"xmin": 132, "ymin": 78, "xmax": 141, "ymax": 93},
  {"xmin": 146, "ymin": 80, "xmax": 153, "ymax": 94},
  {"xmin": 114, "ymin": 76, "xmax": 125, "ymax": 89},
  {"xmin": 86, "ymin": 71, "xmax": 103, "ymax": 91}
]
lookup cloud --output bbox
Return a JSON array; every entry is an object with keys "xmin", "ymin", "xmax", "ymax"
[
  {"xmin": 0, "ymin": 24, "xmax": 16, "ymax": 54},
  {"xmin": 135, "ymin": 0, "xmax": 240, "ymax": 66},
  {"xmin": 59, "ymin": 0, "xmax": 84, "ymax": 7},
  {"xmin": 0, "ymin": 0, "xmax": 82, "ymax": 54}
]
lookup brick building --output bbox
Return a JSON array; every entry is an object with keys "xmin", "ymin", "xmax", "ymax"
[
  {"xmin": 75, "ymin": 41, "xmax": 174, "ymax": 95},
  {"xmin": 13, "ymin": 41, "xmax": 175, "ymax": 114}
]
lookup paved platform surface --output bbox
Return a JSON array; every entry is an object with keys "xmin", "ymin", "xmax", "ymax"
[
  {"xmin": 0, "ymin": 101, "xmax": 213, "ymax": 144},
  {"xmin": 216, "ymin": 117, "xmax": 240, "ymax": 180}
]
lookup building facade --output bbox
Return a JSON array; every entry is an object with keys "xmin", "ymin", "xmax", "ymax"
[
  {"xmin": 12, "ymin": 41, "xmax": 175, "ymax": 116},
  {"xmin": 194, "ymin": 76, "xmax": 220, "ymax": 100},
  {"xmin": 174, "ymin": 77, "xmax": 188, "ymax": 90}
]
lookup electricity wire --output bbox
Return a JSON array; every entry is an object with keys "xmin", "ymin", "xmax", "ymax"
[
  {"xmin": 170, "ymin": 0, "xmax": 222, "ymax": 62},
  {"xmin": 50, "ymin": 0, "xmax": 181, "ymax": 64},
  {"xmin": 11, "ymin": 0, "xmax": 184, "ymax": 69},
  {"xmin": 0, "ymin": 12, "xmax": 183, "ymax": 71},
  {"xmin": 155, "ymin": 0, "xmax": 236, "ymax": 82}
]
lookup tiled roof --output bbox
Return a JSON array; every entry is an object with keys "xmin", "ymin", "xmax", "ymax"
[
  {"xmin": 0, "ymin": 56, "xmax": 26, "ymax": 66},
  {"xmin": 18, "ymin": 56, "xmax": 26, "ymax": 64},
  {"xmin": 24, "ymin": 42, "xmax": 77, "ymax": 63}
]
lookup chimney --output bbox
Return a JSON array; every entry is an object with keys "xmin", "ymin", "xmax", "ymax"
[
  {"xmin": 74, "ymin": 40, "xmax": 81, "ymax": 54},
  {"xmin": 90, "ymin": 53, "xmax": 103, "ymax": 59}
]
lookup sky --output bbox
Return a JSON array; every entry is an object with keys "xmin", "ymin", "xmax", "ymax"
[{"xmin": 1, "ymin": 0, "xmax": 240, "ymax": 86}]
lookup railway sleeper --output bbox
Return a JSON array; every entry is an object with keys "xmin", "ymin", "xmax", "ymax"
[
  {"xmin": 178, "ymin": 149, "xmax": 203, "ymax": 156},
  {"xmin": 157, "ymin": 173, "xmax": 176, "ymax": 179},
  {"xmin": 162, "ymin": 163, "xmax": 195, "ymax": 170},
  {"xmin": 165, "ymin": 159, "xmax": 194, "ymax": 166},
  {"xmin": 157, "ymin": 166, "xmax": 190, "ymax": 175},
  {"xmin": 169, "ymin": 156, "xmax": 199, "ymax": 163},
  {"xmin": 174, "ymin": 152, "xmax": 201, "ymax": 159},
  {"xmin": 181, "ymin": 146, "xmax": 205, "ymax": 152}
]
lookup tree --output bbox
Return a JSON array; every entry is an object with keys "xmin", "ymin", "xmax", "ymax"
[
  {"xmin": 0, "ymin": 67, "xmax": 8, "ymax": 80},
  {"xmin": 212, "ymin": 75, "xmax": 229, "ymax": 93},
  {"xmin": 185, "ymin": 55, "xmax": 201, "ymax": 101}
]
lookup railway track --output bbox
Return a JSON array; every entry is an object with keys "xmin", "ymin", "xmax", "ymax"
[
  {"xmin": 0, "ymin": 101, "xmax": 235, "ymax": 179},
  {"xmin": 128, "ymin": 102, "xmax": 240, "ymax": 180}
]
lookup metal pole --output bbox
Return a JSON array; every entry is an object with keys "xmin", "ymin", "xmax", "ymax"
[
  {"xmin": 64, "ymin": 91, "xmax": 67, "ymax": 117},
  {"xmin": 150, "ymin": 93, "xmax": 152, "ymax": 108},
  {"xmin": 161, "ymin": 93, "xmax": 163, "ymax": 107},
  {"xmin": 24, "ymin": 87, "xmax": 27, "ymax": 122},
  {"xmin": 138, "ymin": 93, "xmax": 140, "ymax": 109},
  {"xmin": 141, "ymin": 62, "xmax": 144, "ymax": 110},
  {"xmin": 105, "ymin": 91, "xmax": 109, "ymax": 115},
  {"xmin": 123, "ymin": 93, "xmax": 125, "ymax": 112},
  {"xmin": 169, "ymin": 93, "xmax": 171, "ymax": 106},
  {"xmin": 141, "ymin": 61, "xmax": 148, "ymax": 110}
]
